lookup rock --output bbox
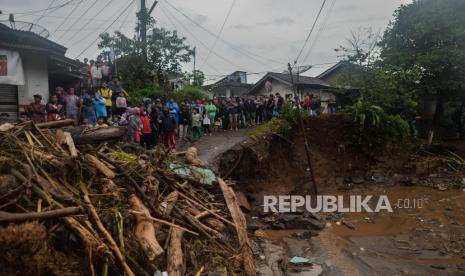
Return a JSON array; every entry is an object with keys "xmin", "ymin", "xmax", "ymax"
[
  {"xmin": 292, "ymin": 230, "xmax": 318, "ymax": 239},
  {"xmin": 275, "ymin": 214, "xmax": 324, "ymax": 230},
  {"xmin": 352, "ymin": 176, "xmax": 365, "ymax": 184}
]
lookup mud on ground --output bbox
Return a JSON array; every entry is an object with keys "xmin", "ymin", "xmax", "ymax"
[{"xmin": 219, "ymin": 114, "xmax": 465, "ymax": 275}]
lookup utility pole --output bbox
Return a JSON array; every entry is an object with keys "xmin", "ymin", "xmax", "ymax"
[
  {"xmin": 139, "ymin": 1, "xmax": 158, "ymax": 60},
  {"xmin": 193, "ymin": 47, "xmax": 196, "ymax": 71},
  {"xmin": 288, "ymin": 62, "xmax": 318, "ymax": 195},
  {"xmin": 140, "ymin": 0, "xmax": 147, "ymax": 59}
]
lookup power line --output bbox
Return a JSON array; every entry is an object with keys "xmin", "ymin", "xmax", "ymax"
[
  {"xmin": 294, "ymin": 0, "xmax": 327, "ymax": 65},
  {"xmin": 162, "ymin": 0, "xmax": 284, "ymax": 68},
  {"xmin": 11, "ymin": 0, "xmax": 82, "ymax": 17},
  {"xmin": 63, "ymin": 0, "xmax": 114, "ymax": 45},
  {"xmin": 51, "ymin": 0, "xmax": 85, "ymax": 35},
  {"xmin": 33, "ymin": 0, "xmax": 58, "ymax": 24},
  {"xmin": 55, "ymin": 0, "xmax": 98, "ymax": 41},
  {"xmin": 119, "ymin": 1, "xmax": 136, "ymax": 30},
  {"xmin": 301, "ymin": 0, "xmax": 337, "ymax": 65},
  {"xmin": 75, "ymin": 0, "xmax": 135, "ymax": 59},
  {"xmin": 159, "ymin": 2, "xmax": 241, "ymax": 73},
  {"xmin": 159, "ymin": 3, "xmax": 226, "ymax": 74},
  {"xmin": 200, "ymin": 0, "xmax": 236, "ymax": 70}
]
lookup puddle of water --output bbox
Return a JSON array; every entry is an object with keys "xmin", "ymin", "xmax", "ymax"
[{"xmin": 255, "ymin": 229, "xmax": 307, "ymax": 240}]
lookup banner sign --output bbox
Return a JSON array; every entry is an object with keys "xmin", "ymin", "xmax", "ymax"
[{"xmin": 0, "ymin": 49, "xmax": 25, "ymax": 85}]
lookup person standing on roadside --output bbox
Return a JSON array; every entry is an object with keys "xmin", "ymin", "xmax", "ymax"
[
  {"xmin": 27, "ymin": 94, "xmax": 46, "ymax": 123},
  {"xmin": 229, "ymin": 100, "xmax": 238, "ymax": 131},
  {"xmin": 63, "ymin": 87, "xmax": 80, "ymax": 124},
  {"xmin": 98, "ymin": 82, "xmax": 113, "ymax": 119},
  {"xmin": 90, "ymin": 60, "xmax": 102, "ymax": 90},
  {"xmin": 191, "ymin": 108, "xmax": 202, "ymax": 141},
  {"xmin": 140, "ymin": 109, "xmax": 153, "ymax": 148},
  {"xmin": 244, "ymin": 96, "xmax": 257, "ymax": 127},
  {"xmin": 202, "ymin": 110, "xmax": 212, "ymax": 136},
  {"xmin": 46, "ymin": 94, "xmax": 65, "ymax": 121},
  {"xmin": 179, "ymin": 104, "xmax": 191, "ymax": 141},
  {"xmin": 160, "ymin": 107, "xmax": 177, "ymax": 150},
  {"xmin": 206, "ymin": 100, "xmax": 217, "ymax": 123}
]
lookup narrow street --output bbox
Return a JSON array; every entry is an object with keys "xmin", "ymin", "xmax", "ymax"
[{"xmin": 178, "ymin": 128, "xmax": 251, "ymax": 168}]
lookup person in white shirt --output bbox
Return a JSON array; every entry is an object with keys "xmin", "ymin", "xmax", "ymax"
[
  {"xmin": 101, "ymin": 61, "xmax": 111, "ymax": 82},
  {"xmin": 202, "ymin": 110, "xmax": 212, "ymax": 136},
  {"xmin": 90, "ymin": 60, "xmax": 102, "ymax": 89}
]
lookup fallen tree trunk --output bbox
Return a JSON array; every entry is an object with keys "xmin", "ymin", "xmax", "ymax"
[
  {"xmin": 167, "ymin": 227, "xmax": 184, "ymax": 276},
  {"xmin": 84, "ymin": 154, "xmax": 116, "ymax": 179},
  {"xmin": 0, "ymin": 206, "xmax": 81, "ymax": 223},
  {"xmin": 56, "ymin": 129, "xmax": 78, "ymax": 157},
  {"xmin": 129, "ymin": 195, "xmax": 164, "ymax": 260},
  {"xmin": 217, "ymin": 177, "xmax": 256, "ymax": 276},
  {"xmin": 36, "ymin": 119, "xmax": 75, "ymax": 129},
  {"xmin": 71, "ymin": 127, "xmax": 127, "ymax": 145}
]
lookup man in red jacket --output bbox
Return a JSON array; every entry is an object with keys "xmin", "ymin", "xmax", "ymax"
[{"xmin": 140, "ymin": 108, "xmax": 152, "ymax": 148}]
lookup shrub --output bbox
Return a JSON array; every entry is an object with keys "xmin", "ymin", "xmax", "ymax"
[
  {"xmin": 345, "ymin": 99, "xmax": 411, "ymax": 148},
  {"xmin": 128, "ymin": 85, "xmax": 209, "ymax": 106}
]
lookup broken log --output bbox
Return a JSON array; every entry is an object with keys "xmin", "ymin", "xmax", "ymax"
[
  {"xmin": 71, "ymin": 127, "xmax": 127, "ymax": 145},
  {"xmin": 36, "ymin": 119, "xmax": 75, "ymax": 129},
  {"xmin": 129, "ymin": 195, "xmax": 164, "ymax": 260},
  {"xmin": 56, "ymin": 129, "xmax": 78, "ymax": 157},
  {"xmin": 217, "ymin": 177, "xmax": 256, "ymax": 276},
  {"xmin": 0, "ymin": 206, "xmax": 82, "ymax": 223},
  {"xmin": 167, "ymin": 227, "xmax": 185, "ymax": 276},
  {"xmin": 84, "ymin": 154, "xmax": 116, "ymax": 179}
]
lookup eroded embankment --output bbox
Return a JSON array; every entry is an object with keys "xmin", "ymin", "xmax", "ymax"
[{"xmin": 218, "ymin": 115, "xmax": 465, "ymax": 275}]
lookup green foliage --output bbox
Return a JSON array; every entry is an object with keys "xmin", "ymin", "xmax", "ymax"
[
  {"xmin": 98, "ymin": 14, "xmax": 193, "ymax": 91},
  {"xmin": 129, "ymin": 85, "xmax": 209, "ymax": 106},
  {"xmin": 345, "ymin": 99, "xmax": 411, "ymax": 148},
  {"xmin": 379, "ymin": 0, "xmax": 465, "ymax": 99},
  {"xmin": 181, "ymin": 70, "xmax": 206, "ymax": 87},
  {"xmin": 170, "ymin": 86, "xmax": 209, "ymax": 103},
  {"xmin": 249, "ymin": 118, "xmax": 291, "ymax": 139},
  {"xmin": 280, "ymin": 102, "xmax": 303, "ymax": 126},
  {"xmin": 129, "ymin": 87, "xmax": 165, "ymax": 106},
  {"xmin": 336, "ymin": 28, "xmax": 421, "ymax": 119}
]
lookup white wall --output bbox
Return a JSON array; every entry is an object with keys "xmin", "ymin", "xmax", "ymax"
[
  {"xmin": 17, "ymin": 52, "xmax": 49, "ymax": 106},
  {"xmin": 254, "ymin": 80, "xmax": 292, "ymax": 96}
]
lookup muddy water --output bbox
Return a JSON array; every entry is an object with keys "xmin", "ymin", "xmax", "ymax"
[
  {"xmin": 256, "ymin": 185, "xmax": 465, "ymax": 275},
  {"xmin": 323, "ymin": 185, "xmax": 465, "ymax": 275}
]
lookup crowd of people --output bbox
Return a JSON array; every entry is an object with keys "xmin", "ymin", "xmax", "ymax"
[
  {"xmin": 25, "ymin": 55, "xmax": 337, "ymax": 150},
  {"xmin": 26, "ymin": 86, "xmax": 337, "ymax": 151}
]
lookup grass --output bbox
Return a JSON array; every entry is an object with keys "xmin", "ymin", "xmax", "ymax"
[{"xmin": 248, "ymin": 118, "xmax": 291, "ymax": 140}]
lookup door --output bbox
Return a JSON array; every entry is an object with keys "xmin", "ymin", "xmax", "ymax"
[{"xmin": 0, "ymin": 84, "xmax": 18, "ymax": 121}]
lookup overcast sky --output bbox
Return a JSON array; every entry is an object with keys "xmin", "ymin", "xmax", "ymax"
[{"xmin": 1, "ymin": 0, "xmax": 411, "ymax": 83}]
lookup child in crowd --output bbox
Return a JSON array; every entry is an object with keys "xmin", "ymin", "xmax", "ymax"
[
  {"xmin": 115, "ymin": 91, "xmax": 127, "ymax": 115},
  {"xmin": 191, "ymin": 108, "xmax": 202, "ymax": 141},
  {"xmin": 108, "ymin": 114, "xmax": 120, "ymax": 127},
  {"xmin": 128, "ymin": 108, "xmax": 142, "ymax": 143},
  {"xmin": 82, "ymin": 98, "xmax": 97, "ymax": 126},
  {"xmin": 95, "ymin": 116, "xmax": 109, "ymax": 128},
  {"xmin": 140, "ymin": 109, "xmax": 153, "ymax": 148},
  {"xmin": 202, "ymin": 110, "xmax": 212, "ymax": 136},
  {"xmin": 213, "ymin": 117, "xmax": 222, "ymax": 132}
]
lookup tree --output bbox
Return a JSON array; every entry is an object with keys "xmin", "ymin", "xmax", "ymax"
[
  {"xmin": 98, "ymin": 16, "xmax": 193, "ymax": 90},
  {"xmin": 191, "ymin": 70, "xmax": 205, "ymax": 87},
  {"xmin": 336, "ymin": 28, "xmax": 421, "ymax": 118},
  {"xmin": 379, "ymin": 0, "xmax": 465, "ymax": 122}
]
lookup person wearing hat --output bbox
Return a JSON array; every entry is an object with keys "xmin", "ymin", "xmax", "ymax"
[{"xmin": 27, "ymin": 94, "xmax": 46, "ymax": 123}]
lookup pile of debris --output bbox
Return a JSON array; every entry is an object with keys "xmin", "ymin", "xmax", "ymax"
[{"xmin": 0, "ymin": 120, "xmax": 255, "ymax": 276}]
